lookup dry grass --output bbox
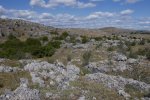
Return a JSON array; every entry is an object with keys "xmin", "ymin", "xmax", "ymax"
[
  {"xmin": 0, "ymin": 71, "xmax": 31, "ymax": 95},
  {"xmin": 69, "ymin": 78, "xmax": 123, "ymax": 100},
  {"xmin": 0, "ymin": 59, "xmax": 21, "ymax": 67}
]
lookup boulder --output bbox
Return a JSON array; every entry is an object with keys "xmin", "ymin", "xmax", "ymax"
[
  {"xmin": 66, "ymin": 64, "xmax": 80, "ymax": 81},
  {"xmin": 127, "ymin": 58, "xmax": 137, "ymax": 64}
]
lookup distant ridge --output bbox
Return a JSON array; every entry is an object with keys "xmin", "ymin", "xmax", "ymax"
[
  {"xmin": 0, "ymin": 18, "xmax": 55, "ymax": 38},
  {"xmin": 0, "ymin": 18, "xmax": 149, "ymax": 38}
]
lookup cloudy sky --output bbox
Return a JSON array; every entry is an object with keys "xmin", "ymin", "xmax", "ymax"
[{"xmin": 0, "ymin": 0, "xmax": 150, "ymax": 30}]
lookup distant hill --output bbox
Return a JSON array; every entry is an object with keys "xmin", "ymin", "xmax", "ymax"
[
  {"xmin": 0, "ymin": 18, "xmax": 56, "ymax": 38},
  {"xmin": 99, "ymin": 27, "xmax": 150, "ymax": 34},
  {"xmin": 0, "ymin": 18, "xmax": 149, "ymax": 39}
]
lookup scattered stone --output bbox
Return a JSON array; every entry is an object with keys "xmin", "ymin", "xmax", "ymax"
[
  {"xmin": 78, "ymin": 95, "xmax": 86, "ymax": 100},
  {"xmin": 118, "ymin": 89, "xmax": 131, "ymax": 99},
  {"xmin": 113, "ymin": 53, "xmax": 127, "ymax": 61},
  {"xmin": 0, "ymin": 66, "xmax": 18, "ymax": 72},
  {"xmin": 45, "ymin": 92, "xmax": 53, "ymax": 98},
  {"xmin": 85, "ymin": 73, "xmax": 150, "ymax": 92}
]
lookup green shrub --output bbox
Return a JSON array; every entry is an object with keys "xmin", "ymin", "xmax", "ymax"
[
  {"xmin": 82, "ymin": 51, "xmax": 91, "ymax": 66},
  {"xmin": 51, "ymin": 30, "xmax": 59, "ymax": 35},
  {"xmin": 25, "ymin": 38, "xmax": 41, "ymax": 46},
  {"xmin": 147, "ymin": 39, "xmax": 150, "ymax": 43},
  {"xmin": 32, "ymin": 46, "xmax": 55, "ymax": 58},
  {"xmin": 136, "ymin": 48, "xmax": 150, "ymax": 60},
  {"xmin": 59, "ymin": 31, "xmax": 69, "ymax": 40},
  {"xmin": 139, "ymin": 39, "xmax": 145, "ymax": 45},
  {"xmin": 47, "ymin": 40, "xmax": 61, "ymax": 49},
  {"xmin": 107, "ymin": 47, "xmax": 115, "ymax": 51},
  {"xmin": 8, "ymin": 34, "xmax": 17, "ymax": 40},
  {"xmin": 146, "ymin": 53, "xmax": 150, "ymax": 60},
  {"xmin": 128, "ymin": 50, "xmax": 138, "ymax": 59},
  {"xmin": 40, "ymin": 36, "xmax": 48, "ymax": 42},
  {"xmin": 43, "ymin": 45, "xmax": 55, "ymax": 56},
  {"xmin": 131, "ymin": 41, "xmax": 136, "ymax": 46},
  {"xmin": 81, "ymin": 36, "xmax": 88, "ymax": 43},
  {"xmin": 112, "ymin": 35, "xmax": 119, "ymax": 40},
  {"xmin": 94, "ymin": 37, "xmax": 102, "ymax": 41},
  {"xmin": 80, "ymin": 67, "xmax": 91, "ymax": 75},
  {"xmin": 125, "ymin": 41, "xmax": 136, "ymax": 47},
  {"xmin": 52, "ymin": 31, "xmax": 69, "ymax": 40},
  {"xmin": 69, "ymin": 36, "xmax": 76, "ymax": 43},
  {"xmin": 0, "ymin": 35, "xmax": 59, "ymax": 59}
]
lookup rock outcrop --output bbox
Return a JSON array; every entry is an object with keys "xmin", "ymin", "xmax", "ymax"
[{"xmin": 24, "ymin": 61, "xmax": 80, "ymax": 89}]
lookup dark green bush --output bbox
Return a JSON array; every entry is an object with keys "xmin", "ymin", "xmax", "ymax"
[
  {"xmin": 146, "ymin": 53, "xmax": 150, "ymax": 60},
  {"xmin": 31, "ymin": 46, "xmax": 55, "ymax": 58},
  {"xmin": 147, "ymin": 39, "xmax": 150, "ymax": 43},
  {"xmin": 25, "ymin": 38, "xmax": 41, "ymax": 46},
  {"xmin": 47, "ymin": 40, "xmax": 61, "ymax": 49},
  {"xmin": 81, "ymin": 36, "xmax": 88, "ymax": 43},
  {"xmin": 131, "ymin": 41, "xmax": 136, "ymax": 46},
  {"xmin": 112, "ymin": 35, "xmax": 119, "ymax": 40},
  {"xmin": 125, "ymin": 41, "xmax": 136, "ymax": 47},
  {"xmin": 107, "ymin": 47, "xmax": 115, "ymax": 51},
  {"xmin": 40, "ymin": 36, "xmax": 48, "ymax": 42},
  {"xmin": 51, "ymin": 30, "xmax": 59, "ymax": 35},
  {"xmin": 94, "ymin": 37, "xmax": 102, "ymax": 41},
  {"xmin": 0, "ymin": 35, "xmax": 60, "ymax": 59},
  {"xmin": 62, "ymin": 31, "xmax": 69, "ymax": 37},
  {"xmin": 52, "ymin": 31, "xmax": 69, "ymax": 40},
  {"xmin": 8, "ymin": 34, "xmax": 17, "ymax": 40}
]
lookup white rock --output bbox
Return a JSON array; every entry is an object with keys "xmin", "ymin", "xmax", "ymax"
[
  {"xmin": 78, "ymin": 95, "xmax": 86, "ymax": 100},
  {"xmin": 118, "ymin": 90, "xmax": 131, "ymax": 99}
]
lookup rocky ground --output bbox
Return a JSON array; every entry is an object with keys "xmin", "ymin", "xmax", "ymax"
[
  {"xmin": 0, "ymin": 24, "xmax": 150, "ymax": 100},
  {"xmin": 0, "ymin": 20, "xmax": 150, "ymax": 100}
]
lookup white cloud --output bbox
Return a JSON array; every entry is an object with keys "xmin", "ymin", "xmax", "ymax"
[
  {"xmin": 90, "ymin": 0, "xmax": 104, "ymax": 2},
  {"xmin": 0, "ymin": 6, "xmax": 7, "ymax": 15},
  {"xmin": 0, "ymin": 5, "xmax": 149, "ymax": 30},
  {"xmin": 77, "ymin": 2, "xmax": 96, "ymax": 8},
  {"xmin": 86, "ymin": 11, "xmax": 114, "ymax": 20},
  {"xmin": 126, "ymin": 0, "xmax": 140, "ymax": 4},
  {"xmin": 39, "ymin": 13, "xmax": 54, "ymax": 19},
  {"xmin": 139, "ymin": 21, "xmax": 150, "ymax": 25},
  {"xmin": 112, "ymin": 0, "xmax": 141, "ymax": 4},
  {"xmin": 112, "ymin": 0, "xmax": 121, "ymax": 2},
  {"xmin": 120, "ymin": 9, "xmax": 134, "ymax": 15},
  {"xmin": 30, "ymin": 0, "xmax": 46, "ymax": 7},
  {"xmin": 9, "ymin": 10, "xmax": 37, "ymax": 20},
  {"xmin": 30, "ymin": 0, "xmax": 96, "ymax": 8}
]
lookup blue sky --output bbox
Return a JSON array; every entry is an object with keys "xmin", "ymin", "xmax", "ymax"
[{"xmin": 0, "ymin": 0, "xmax": 150, "ymax": 30}]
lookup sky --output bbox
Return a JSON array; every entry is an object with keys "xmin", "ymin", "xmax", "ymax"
[{"xmin": 0, "ymin": 0, "xmax": 150, "ymax": 30}]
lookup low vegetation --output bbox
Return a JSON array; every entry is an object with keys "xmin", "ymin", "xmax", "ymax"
[{"xmin": 0, "ymin": 34, "xmax": 62, "ymax": 59}]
